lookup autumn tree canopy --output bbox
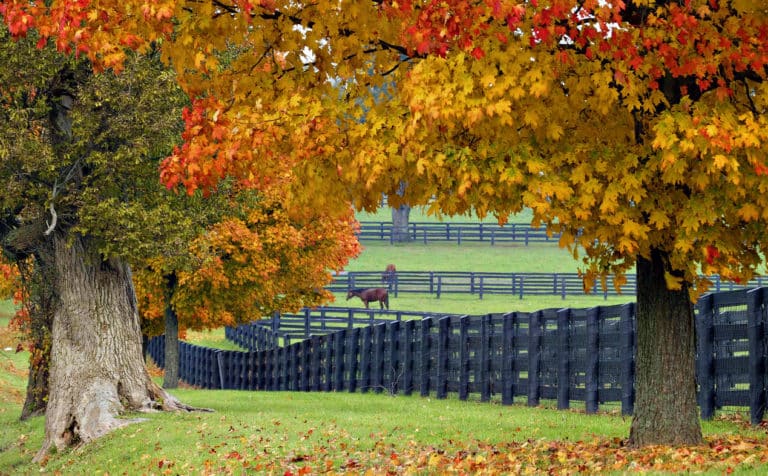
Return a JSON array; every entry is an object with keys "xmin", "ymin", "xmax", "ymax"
[{"xmin": 5, "ymin": 0, "xmax": 768, "ymax": 448}]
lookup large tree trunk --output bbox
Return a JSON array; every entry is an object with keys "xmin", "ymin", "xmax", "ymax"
[
  {"xmin": 628, "ymin": 247, "xmax": 703, "ymax": 446},
  {"xmin": 35, "ymin": 234, "xmax": 199, "ymax": 461},
  {"xmin": 391, "ymin": 205, "xmax": 411, "ymax": 243}
]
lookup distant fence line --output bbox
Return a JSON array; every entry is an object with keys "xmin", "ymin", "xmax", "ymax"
[
  {"xmin": 356, "ymin": 221, "xmax": 558, "ymax": 245},
  {"xmin": 329, "ymin": 271, "xmax": 768, "ymax": 300},
  {"xmin": 148, "ymin": 287, "xmax": 768, "ymax": 423}
]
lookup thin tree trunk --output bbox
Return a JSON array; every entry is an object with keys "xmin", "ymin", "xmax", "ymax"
[
  {"xmin": 628, "ymin": 247, "xmax": 702, "ymax": 446},
  {"xmin": 19, "ymin": 248, "xmax": 55, "ymax": 420},
  {"xmin": 35, "ymin": 234, "xmax": 202, "ymax": 461},
  {"xmin": 163, "ymin": 274, "xmax": 179, "ymax": 389}
]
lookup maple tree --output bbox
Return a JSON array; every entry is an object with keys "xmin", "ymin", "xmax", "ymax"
[
  {"xmin": 6, "ymin": 0, "xmax": 768, "ymax": 450},
  {"xmin": 135, "ymin": 187, "xmax": 360, "ymax": 388}
]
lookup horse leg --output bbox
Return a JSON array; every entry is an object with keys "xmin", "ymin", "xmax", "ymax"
[{"xmin": 364, "ymin": 299, "xmax": 369, "ymax": 309}]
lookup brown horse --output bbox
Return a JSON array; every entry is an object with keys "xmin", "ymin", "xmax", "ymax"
[
  {"xmin": 347, "ymin": 287, "xmax": 389, "ymax": 309},
  {"xmin": 381, "ymin": 263, "xmax": 396, "ymax": 288}
]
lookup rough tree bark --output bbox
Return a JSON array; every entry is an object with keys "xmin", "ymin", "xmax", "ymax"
[
  {"xmin": 628, "ymin": 247, "xmax": 703, "ymax": 446},
  {"xmin": 391, "ymin": 205, "xmax": 411, "ymax": 243},
  {"xmin": 163, "ymin": 274, "xmax": 179, "ymax": 389},
  {"xmin": 35, "ymin": 234, "xmax": 200, "ymax": 461}
]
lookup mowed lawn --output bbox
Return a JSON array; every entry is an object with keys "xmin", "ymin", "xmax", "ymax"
[{"xmin": 2, "ymin": 324, "xmax": 768, "ymax": 475}]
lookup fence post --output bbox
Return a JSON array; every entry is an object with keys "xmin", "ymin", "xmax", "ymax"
[
  {"xmin": 519, "ymin": 276, "xmax": 525, "ymax": 300},
  {"xmin": 502, "ymin": 313, "xmax": 515, "ymax": 405},
  {"xmin": 437, "ymin": 275, "xmax": 442, "ymax": 299},
  {"xmin": 457, "ymin": 228, "xmax": 462, "ymax": 245},
  {"xmin": 479, "ymin": 276, "xmax": 484, "ymax": 300},
  {"xmin": 360, "ymin": 325, "xmax": 372, "ymax": 393},
  {"xmin": 388, "ymin": 321, "xmax": 401, "ymax": 395},
  {"xmin": 429, "ymin": 272, "xmax": 434, "ymax": 295},
  {"xmin": 420, "ymin": 318, "xmax": 433, "ymax": 397},
  {"xmin": 271, "ymin": 312, "xmax": 280, "ymax": 349},
  {"xmin": 288, "ymin": 344, "xmax": 298, "ymax": 391},
  {"xmin": 480, "ymin": 314, "xmax": 492, "ymax": 402},
  {"xmin": 311, "ymin": 336, "xmax": 322, "ymax": 391},
  {"xmin": 459, "ymin": 316, "xmax": 470, "ymax": 401},
  {"xmin": 585, "ymin": 307, "xmax": 600, "ymax": 414},
  {"xmin": 324, "ymin": 334, "xmax": 334, "ymax": 392},
  {"xmin": 747, "ymin": 288, "xmax": 766, "ymax": 425},
  {"xmin": 334, "ymin": 330, "xmax": 346, "ymax": 391},
  {"xmin": 403, "ymin": 320, "xmax": 415, "ymax": 396},
  {"xmin": 281, "ymin": 346, "xmax": 289, "ymax": 390},
  {"xmin": 300, "ymin": 340, "xmax": 310, "ymax": 391},
  {"xmin": 304, "ymin": 308, "xmax": 311, "ymax": 338},
  {"xmin": 347, "ymin": 328, "xmax": 360, "ymax": 393},
  {"xmin": 557, "ymin": 309, "xmax": 571, "ymax": 410},
  {"xmin": 436, "ymin": 317, "xmax": 450, "ymax": 399},
  {"xmin": 620, "ymin": 303, "xmax": 636, "ymax": 416},
  {"xmin": 372, "ymin": 323, "xmax": 385, "ymax": 393},
  {"xmin": 696, "ymin": 293, "xmax": 716, "ymax": 420},
  {"xmin": 528, "ymin": 311, "xmax": 542, "ymax": 407}
]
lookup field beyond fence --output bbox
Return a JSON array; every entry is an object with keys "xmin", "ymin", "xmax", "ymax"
[
  {"xmin": 148, "ymin": 286, "xmax": 768, "ymax": 423},
  {"xmin": 330, "ymin": 270, "xmax": 768, "ymax": 300},
  {"xmin": 357, "ymin": 221, "xmax": 557, "ymax": 245}
]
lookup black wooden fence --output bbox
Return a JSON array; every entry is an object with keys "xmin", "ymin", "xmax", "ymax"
[
  {"xmin": 330, "ymin": 271, "xmax": 768, "ymax": 300},
  {"xmin": 147, "ymin": 286, "xmax": 768, "ymax": 423},
  {"xmin": 357, "ymin": 221, "xmax": 558, "ymax": 245}
]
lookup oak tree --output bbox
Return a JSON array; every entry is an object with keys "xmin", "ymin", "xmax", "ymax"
[
  {"xmin": 6, "ymin": 0, "xmax": 768, "ymax": 449},
  {"xmin": 1, "ymin": 23, "xmax": 361, "ymax": 459}
]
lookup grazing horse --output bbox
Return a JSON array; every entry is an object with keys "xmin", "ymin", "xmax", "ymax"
[
  {"xmin": 381, "ymin": 263, "xmax": 396, "ymax": 289},
  {"xmin": 347, "ymin": 287, "xmax": 389, "ymax": 309}
]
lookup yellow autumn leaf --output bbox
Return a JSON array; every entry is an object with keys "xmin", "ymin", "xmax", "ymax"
[
  {"xmin": 737, "ymin": 203, "xmax": 759, "ymax": 221},
  {"xmin": 664, "ymin": 271, "xmax": 684, "ymax": 291}
]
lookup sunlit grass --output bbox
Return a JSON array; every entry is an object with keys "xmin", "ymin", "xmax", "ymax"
[
  {"xmin": 331, "ymin": 291, "xmax": 633, "ymax": 315},
  {"xmin": 1, "ymin": 348, "xmax": 766, "ymax": 475},
  {"xmin": 347, "ymin": 241, "xmax": 588, "ymax": 274}
]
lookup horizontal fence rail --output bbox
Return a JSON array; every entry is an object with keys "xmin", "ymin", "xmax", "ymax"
[
  {"xmin": 329, "ymin": 271, "xmax": 768, "ymax": 300},
  {"xmin": 225, "ymin": 307, "xmax": 460, "ymax": 350},
  {"xmin": 356, "ymin": 221, "xmax": 558, "ymax": 245},
  {"xmin": 147, "ymin": 286, "xmax": 768, "ymax": 422}
]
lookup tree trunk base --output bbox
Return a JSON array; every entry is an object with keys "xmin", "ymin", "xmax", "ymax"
[
  {"xmin": 628, "ymin": 248, "xmax": 702, "ymax": 447},
  {"xmin": 33, "ymin": 235, "xmax": 211, "ymax": 463}
]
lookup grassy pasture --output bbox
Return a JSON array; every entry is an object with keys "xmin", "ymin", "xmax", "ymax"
[
  {"xmin": 2, "ymin": 332, "xmax": 768, "ymax": 474},
  {"xmin": 337, "ymin": 241, "xmax": 635, "ymax": 315},
  {"xmin": 1, "ymin": 215, "xmax": 767, "ymax": 474}
]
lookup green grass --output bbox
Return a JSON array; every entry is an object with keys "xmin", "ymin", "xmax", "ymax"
[
  {"xmin": 2, "ymin": 343, "xmax": 767, "ymax": 475},
  {"xmin": 0, "ymin": 218, "xmax": 763, "ymax": 474},
  {"xmin": 332, "ymin": 291, "xmax": 634, "ymax": 315},
  {"xmin": 347, "ymin": 242, "xmax": 584, "ymax": 273},
  {"xmin": 336, "ymin": 241, "xmax": 635, "ymax": 314}
]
